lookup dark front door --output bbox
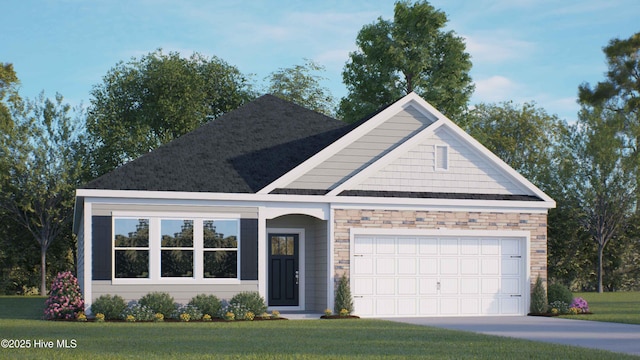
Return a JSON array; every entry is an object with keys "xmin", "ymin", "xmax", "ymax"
[{"xmin": 268, "ymin": 234, "xmax": 299, "ymax": 306}]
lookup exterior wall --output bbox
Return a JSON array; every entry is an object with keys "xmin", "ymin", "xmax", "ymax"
[
  {"xmin": 92, "ymin": 203, "xmax": 258, "ymax": 218},
  {"xmin": 267, "ymin": 215, "xmax": 328, "ymax": 311},
  {"xmin": 91, "ymin": 281, "xmax": 258, "ymax": 305},
  {"xmin": 333, "ymin": 209, "xmax": 547, "ymax": 287},
  {"xmin": 285, "ymin": 105, "xmax": 433, "ymax": 190},
  {"xmin": 355, "ymin": 127, "xmax": 532, "ymax": 195},
  {"xmin": 76, "ymin": 213, "xmax": 85, "ymax": 294}
]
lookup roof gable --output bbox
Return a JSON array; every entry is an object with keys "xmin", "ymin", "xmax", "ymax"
[
  {"xmin": 262, "ymin": 92, "xmax": 554, "ymax": 205},
  {"xmin": 82, "ymin": 95, "xmax": 351, "ymax": 193}
]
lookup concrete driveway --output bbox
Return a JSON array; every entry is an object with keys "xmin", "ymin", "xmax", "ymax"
[{"xmin": 384, "ymin": 316, "xmax": 640, "ymax": 357}]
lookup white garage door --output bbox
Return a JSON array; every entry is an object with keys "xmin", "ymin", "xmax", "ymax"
[{"xmin": 351, "ymin": 235, "xmax": 527, "ymax": 317}]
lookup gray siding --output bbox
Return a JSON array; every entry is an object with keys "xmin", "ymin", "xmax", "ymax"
[
  {"xmin": 91, "ymin": 281, "xmax": 259, "ymax": 305},
  {"xmin": 92, "ymin": 203, "xmax": 258, "ymax": 218},
  {"xmin": 285, "ymin": 105, "xmax": 432, "ymax": 190}
]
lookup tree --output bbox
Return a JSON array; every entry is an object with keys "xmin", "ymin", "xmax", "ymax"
[
  {"xmin": 86, "ymin": 49, "xmax": 255, "ymax": 177},
  {"xmin": 579, "ymin": 32, "xmax": 640, "ymax": 210},
  {"xmin": 0, "ymin": 92, "xmax": 85, "ymax": 295},
  {"xmin": 264, "ymin": 60, "xmax": 336, "ymax": 117},
  {"xmin": 566, "ymin": 107, "xmax": 635, "ymax": 293},
  {"xmin": 0, "ymin": 63, "xmax": 21, "ymax": 132},
  {"xmin": 462, "ymin": 101, "xmax": 568, "ymax": 191},
  {"xmin": 338, "ymin": 0, "xmax": 473, "ymax": 122}
]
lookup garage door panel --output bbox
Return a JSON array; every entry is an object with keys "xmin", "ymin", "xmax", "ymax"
[
  {"xmin": 419, "ymin": 258, "xmax": 437, "ymax": 275},
  {"xmin": 398, "ymin": 278, "xmax": 417, "ymax": 295},
  {"xmin": 376, "ymin": 278, "xmax": 395, "ymax": 295},
  {"xmin": 398, "ymin": 258, "xmax": 416, "ymax": 274},
  {"xmin": 420, "ymin": 278, "xmax": 438, "ymax": 294},
  {"xmin": 376, "ymin": 258, "xmax": 395, "ymax": 275},
  {"xmin": 419, "ymin": 238, "xmax": 438, "ymax": 254},
  {"xmin": 353, "ymin": 257, "xmax": 374, "ymax": 275},
  {"xmin": 398, "ymin": 238, "xmax": 416, "ymax": 254},
  {"xmin": 352, "ymin": 235, "xmax": 526, "ymax": 317},
  {"xmin": 440, "ymin": 258, "xmax": 458, "ymax": 274}
]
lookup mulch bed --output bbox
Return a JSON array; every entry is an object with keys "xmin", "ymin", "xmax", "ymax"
[
  {"xmin": 528, "ymin": 312, "xmax": 593, "ymax": 317},
  {"xmin": 320, "ymin": 315, "xmax": 360, "ymax": 319}
]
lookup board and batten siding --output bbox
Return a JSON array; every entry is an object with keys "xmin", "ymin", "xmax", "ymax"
[
  {"xmin": 353, "ymin": 127, "xmax": 534, "ymax": 195},
  {"xmin": 285, "ymin": 105, "xmax": 434, "ymax": 191}
]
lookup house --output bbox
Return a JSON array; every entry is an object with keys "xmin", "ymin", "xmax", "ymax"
[{"xmin": 73, "ymin": 93, "xmax": 555, "ymax": 317}]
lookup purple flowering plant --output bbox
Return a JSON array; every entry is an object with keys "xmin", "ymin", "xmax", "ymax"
[
  {"xmin": 44, "ymin": 271, "xmax": 85, "ymax": 320},
  {"xmin": 570, "ymin": 297, "xmax": 589, "ymax": 313}
]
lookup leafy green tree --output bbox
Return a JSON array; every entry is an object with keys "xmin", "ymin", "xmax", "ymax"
[
  {"xmin": 462, "ymin": 101, "xmax": 568, "ymax": 191},
  {"xmin": 0, "ymin": 63, "xmax": 21, "ymax": 132},
  {"xmin": 565, "ymin": 107, "xmax": 635, "ymax": 293},
  {"xmin": 86, "ymin": 49, "xmax": 255, "ymax": 177},
  {"xmin": 338, "ymin": 0, "xmax": 473, "ymax": 122},
  {"xmin": 579, "ymin": 32, "xmax": 640, "ymax": 209},
  {"xmin": 264, "ymin": 60, "xmax": 336, "ymax": 117},
  {"xmin": 0, "ymin": 92, "xmax": 85, "ymax": 295}
]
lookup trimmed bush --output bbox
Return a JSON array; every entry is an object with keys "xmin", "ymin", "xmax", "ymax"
[
  {"xmin": 529, "ymin": 275, "xmax": 547, "ymax": 314},
  {"xmin": 122, "ymin": 301, "xmax": 155, "ymax": 321},
  {"xmin": 188, "ymin": 294, "xmax": 222, "ymax": 318},
  {"xmin": 334, "ymin": 274, "xmax": 354, "ymax": 315},
  {"xmin": 549, "ymin": 300, "xmax": 569, "ymax": 314},
  {"xmin": 547, "ymin": 283, "xmax": 573, "ymax": 305},
  {"xmin": 229, "ymin": 291, "xmax": 267, "ymax": 315},
  {"xmin": 43, "ymin": 271, "xmax": 85, "ymax": 320},
  {"xmin": 138, "ymin": 292, "xmax": 177, "ymax": 318},
  {"xmin": 90, "ymin": 294, "xmax": 127, "ymax": 320},
  {"xmin": 174, "ymin": 304, "xmax": 203, "ymax": 321}
]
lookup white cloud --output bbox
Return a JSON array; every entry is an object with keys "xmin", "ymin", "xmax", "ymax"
[
  {"xmin": 473, "ymin": 75, "xmax": 521, "ymax": 103},
  {"xmin": 463, "ymin": 32, "xmax": 536, "ymax": 64}
]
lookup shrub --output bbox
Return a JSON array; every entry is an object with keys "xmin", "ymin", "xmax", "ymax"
[
  {"xmin": 245, "ymin": 311, "xmax": 255, "ymax": 321},
  {"xmin": 138, "ymin": 292, "xmax": 177, "ymax": 318},
  {"xmin": 202, "ymin": 314, "xmax": 212, "ymax": 322},
  {"xmin": 549, "ymin": 300, "xmax": 569, "ymax": 314},
  {"xmin": 43, "ymin": 271, "xmax": 85, "ymax": 320},
  {"xmin": 570, "ymin": 297, "xmax": 589, "ymax": 313},
  {"xmin": 95, "ymin": 313, "xmax": 105, "ymax": 322},
  {"xmin": 225, "ymin": 303, "xmax": 249, "ymax": 320},
  {"xmin": 90, "ymin": 294, "xmax": 127, "ymax": 320},
  {"xmin": 76, "ymin": 312, "xmax": 87, "ymax": 322},
  {"xmin": 529, "ymin": 275, "xmax": 547, "ymax": 314},
  {"xmin": 175, "ymin": 304, "xmax": 203, "ymax": 321},
  {"xmin": 188, "ymin": 294, "xmax": 222, "ymax": 318},
  {"xmin": 122, "ymin": 301, "xmax": 155, "ymax": 321},
  {"xmin": 334, "ymin": 274, "xmax": 353, "ymax": 315},
  {"xmin": 229, "ymin": 291, "xmax": 267, "ymax": 315},
  {"xmin": 547, "ymin": 283, "xmax": 573, "ymax": 305}
]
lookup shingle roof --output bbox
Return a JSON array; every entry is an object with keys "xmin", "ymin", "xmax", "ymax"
[{"xmin": 82, "ymin": 95, "xmax": 354, "ymax": 193}]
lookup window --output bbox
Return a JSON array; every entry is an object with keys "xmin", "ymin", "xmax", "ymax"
[
  {"xmin": 161, "ymin": 219, "xmax": 194, "ymax": 277},
  {"xmin": 203, "ymin": 220, "xmax": 238, "ymax": 278},
  {"xmin": 112, "ymin": 216, "xmax": 240, "ymax": 282},
  {"xmin": 436, "ymin": 145, "xmax": 449, "ymax": 170},
  {"xmin": 114, "ymin": 218, "xmax": 149, "ymax": 278}
]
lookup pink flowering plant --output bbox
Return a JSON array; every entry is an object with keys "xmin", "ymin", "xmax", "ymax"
[
  {"xmin": 570, "ymin": 297, "xmax": 589, "ymax": 313},
  {"xmin": 44, "ymin": 271, "xmax": 85, "ymax": 320}
]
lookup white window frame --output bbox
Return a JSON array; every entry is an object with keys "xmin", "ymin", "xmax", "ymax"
[
  {"xmin": 435, "ymin": 145, "xmax": 449, "ymax": 171},
  {"xmin": 111, "ymin": 212, "xmax": 241, "ymax": 285}
]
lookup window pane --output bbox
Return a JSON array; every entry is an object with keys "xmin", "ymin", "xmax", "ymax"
[
  {"xmin": 114, "ymin": 219, "xmax": 149, "ymax": 247},
  {"xmin": 115, "ymin": 250, "xmax": 149, "ymax": 278},
  {"xmin": 204, "ymin": 220, "xmax": 238, "ymax": 248},
  {"xmin": 161, "ymin": 250, "xmax": 194, "ymax": 277},
  {"xmin": 204, "ymin": 251, "xmax": 237, "ymax": 278},
  {"xmin": 161, "ymin": 220, "xmax": 193, "ymax": 247},
  {"xmin": 271, "ymin": 236, "xmax": 294, "ymax": 255}
]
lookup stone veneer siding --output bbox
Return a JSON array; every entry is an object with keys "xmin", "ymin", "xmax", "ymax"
[{"xmin": 333, "ymin": 209, "xmax": 547, "ymax": 289}]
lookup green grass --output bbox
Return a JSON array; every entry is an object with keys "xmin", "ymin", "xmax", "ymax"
[
  {"xmin": 0, "ymin": 297, "xmax": 636, "ymax": 359},
  {"xmin": 567, "ymin": 292, "xmax": 640, "ymax": 325}
]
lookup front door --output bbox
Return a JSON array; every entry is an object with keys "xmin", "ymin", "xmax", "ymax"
[{"xmin": 268, "ymin": 234, "xmax": 299, "ymax": 306}]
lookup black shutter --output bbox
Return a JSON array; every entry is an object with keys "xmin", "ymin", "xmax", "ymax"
[
  {"xmin": 240, "ymin": 219, "xmax": 258, "ymax": 280},
  {"xmin": 92, "ymin": 216, "xmax": 112, "ymax": 280}
]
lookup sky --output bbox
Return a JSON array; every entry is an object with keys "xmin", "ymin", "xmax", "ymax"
[{"xmin": 1, "ymin": 0, "xmax": 639, "ymax": 124}]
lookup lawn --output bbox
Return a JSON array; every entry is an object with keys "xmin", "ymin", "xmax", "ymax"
[
  {"xmin": 568, "ymin": 292, "xmax": 640, "ymax": 325},
  {"xmin": 0, "ymin": 297, "xmax": 637, "ymax": 359}
]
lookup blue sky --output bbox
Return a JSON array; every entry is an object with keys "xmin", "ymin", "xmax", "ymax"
[{"xmin": 2, "ymin": 0, "xmax": 638, "ymax": 123}]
